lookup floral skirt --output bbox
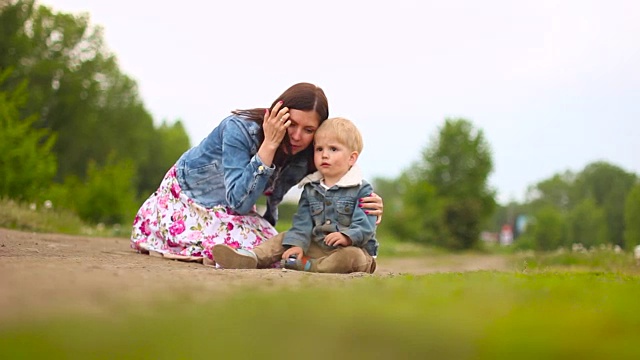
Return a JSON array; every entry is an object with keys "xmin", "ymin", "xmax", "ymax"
[{"xmin": 130, "ymin": 166, "xmax": 278, "ymax": 263}]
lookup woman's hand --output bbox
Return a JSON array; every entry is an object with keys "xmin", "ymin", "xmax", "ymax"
[
  {"xmin": 262, "ymin": 101, "xmax": 291, "ymax": 151},
  {"xmin": 359, "ymin": 192, "xmax": 384, "ymax": 224},
  {"xmin": 258, "ymin": 101, "xmax": 291, "ymax": 167}
]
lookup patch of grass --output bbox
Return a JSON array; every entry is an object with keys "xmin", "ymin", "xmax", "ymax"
[
  {"xmin": 1, "ymin": 271, "xmax": 639, "ymax": 359},
  {"xmin": 0, "ymin": 198, "xmax": 126, "ymax": 238},
  {"xmin": 377, "ymin": 235, "xmax": 445, "ymax": 257},
  {"xmin": 274, "ymin": 219, "xmax": 292, "ymax": 233},
  {"xmin": 514, "ymin": 248, "xmax": 638, "ymax": 274}
]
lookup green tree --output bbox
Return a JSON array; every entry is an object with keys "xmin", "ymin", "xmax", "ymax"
[
  {"xmin": 370, "ymin": 177, "xmax": 402, "ymax": 233},
  {"xmin": 526, "ymin": 171, "xmax": 575, "ymax": 212},
  {"xmin": 567, "ymin": 198, "xmax": 608, "ymax": 248},
  {"xmin": 420, "ymin": 118, "xmax": 495, "ymax": 249},
  {"xmin": 0, "ymin": 70, "xmax": 56, "ymax": 201},
  {"xmin": 623, "ymin": 184, "xmax": 640, "ymax": 249},
  {"xmin": 76, "ymin": 156, "xmax": 139, "ymax": 224},
  {"xmin": 137, "ymin": 120, "xmax": 191, "ymax": 195},
  {"xmin": 527, "ymin": 206, "xmax": 566, "ymax": 251},
  {"xmin": 519, "ymin": 161, "xmax": 638, "ymax": 249},
  {"xmin": 399, "ymin": 174, "xmax": 440, "ymax": 244},
  {"xmin": 0, "ymin": 0, "xmax": 189, "ymax": 199},
  {"xmin": 572, "ymin": 162, "xmax": 637, "ymax": 247},
  {"xmin": 43, "ymin": 155, "xmax": 139, "ymax": 225}
]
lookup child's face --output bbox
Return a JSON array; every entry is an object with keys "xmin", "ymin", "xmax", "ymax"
[{"xmin": 313, "ymin": 135, "xmax": 358, "ymax": 181}]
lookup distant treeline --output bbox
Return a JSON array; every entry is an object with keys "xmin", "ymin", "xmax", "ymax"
[
  {"xmin": 486, "ymin": 162, "xmax": 640, "ymax": 251},
  {"xmin": 1, "ymin": 0, "xmax": 190, "ymax": 224},
  {"xmin": 373, "ymin": 136, "xmax": 640, "ymax": 251}
]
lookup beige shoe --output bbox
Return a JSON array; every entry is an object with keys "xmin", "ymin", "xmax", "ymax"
[
  {"xmin": 161, "ymin": 252, "xmax": 204, "ymax": 263},
  {"xmin": 136, "ymin": 242, "xmax": 151, "ymax": 255},
  {"xmin": 212, "ymin": 244, "xmax": 258, "ymax": 269},
  {"xmin": 203, "ymin": 256, "xmax": 216, "ymax": 267}
]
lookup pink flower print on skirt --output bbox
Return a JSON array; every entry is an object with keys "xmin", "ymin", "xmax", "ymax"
[{"xmin": 130, "ymin": 166, "xmax": 278, "ymax": 262}]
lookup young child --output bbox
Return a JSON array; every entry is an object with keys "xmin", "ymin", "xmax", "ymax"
[{"xmin": 212, "ymin": 117, "xmax": 378, "ymax": 273}]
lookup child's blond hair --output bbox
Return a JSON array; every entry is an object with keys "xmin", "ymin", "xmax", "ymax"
[{"xmin": 314, "ymin": 117, "xmax": 363, "ymax": 153}]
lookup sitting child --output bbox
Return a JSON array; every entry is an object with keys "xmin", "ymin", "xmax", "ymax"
[{"xmin": 213, "ymin": 117, "xmax": 378, "ymax": 273}]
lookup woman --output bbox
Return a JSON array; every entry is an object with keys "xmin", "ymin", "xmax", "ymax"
[{"xmin": 130, "ymin": 83, "xmax": 383, "ymax": 265}]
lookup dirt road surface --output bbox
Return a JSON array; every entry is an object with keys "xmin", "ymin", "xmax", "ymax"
[{"xmin": 0, "ymin": 228, "xmax": 510, "ymax": 322}]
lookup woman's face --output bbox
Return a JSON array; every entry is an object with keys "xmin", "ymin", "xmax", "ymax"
[{"xmin": 285, "ymin": 109, "xmax": 321, "ymax": 155}]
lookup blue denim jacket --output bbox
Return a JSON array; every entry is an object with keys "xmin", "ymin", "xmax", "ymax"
[
  {"xmin": 282, "ymin": 165, "xmax": 379, "ymax": 257},
  {"xmin": 175, "ymin": 114, "xmax": 309, "ymax": 225}
]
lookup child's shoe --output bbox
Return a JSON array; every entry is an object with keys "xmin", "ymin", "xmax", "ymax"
[
  {"xmin": 281, "ymin": 255, "xmax": 313, "ymax": 271},
  {"xmin": 212, "ymin": 244, "xmax": 258, "ymax": 269}
]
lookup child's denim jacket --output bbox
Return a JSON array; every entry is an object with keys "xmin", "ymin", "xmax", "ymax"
[
  {"xmin": 175, "ymin": 114, "xmax": 309, "ymax": 225},
  {"xmin": 283, "ymin": 165, "xmax": 379, "ymax": 256}
]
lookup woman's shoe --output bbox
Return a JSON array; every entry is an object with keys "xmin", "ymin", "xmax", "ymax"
[{"xmin": 212, "ymin": 244, "xmax": 258, "ymax": 269}]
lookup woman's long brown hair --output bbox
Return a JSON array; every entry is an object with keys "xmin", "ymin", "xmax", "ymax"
[{"xmin": 232, "ymin": 82, "xmax": 329, "ymax": 173}]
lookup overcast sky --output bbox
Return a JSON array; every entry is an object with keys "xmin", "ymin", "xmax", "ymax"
[{"xmin": 40, "ymin": 0, "xmax": 639, "ymax": 204}]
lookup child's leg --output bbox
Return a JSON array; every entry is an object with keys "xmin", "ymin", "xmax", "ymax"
[
  {"xmin": 212, "ymin": 232, "xmax": 287, "ymax": 269},
  {"xmin": 253, "ymin": 232, "xmax": 287, "ymax": 268},
  {"xmin": 306, "ymin": 244, "xmax": 376, "ymax": 274}
]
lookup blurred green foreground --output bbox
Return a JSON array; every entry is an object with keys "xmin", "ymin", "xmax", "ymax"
[{"xmin": 1, "ymin": 271, "xmax": 639, "ymax": 359}]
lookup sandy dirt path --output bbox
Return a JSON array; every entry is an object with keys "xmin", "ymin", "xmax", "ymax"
[{"xmin": 0, "ymin": 228, "xmax": 511, "ymax": 321}]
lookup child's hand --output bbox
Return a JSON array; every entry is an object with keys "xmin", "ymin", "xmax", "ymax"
[
  {"xmin": 282, "ymin": 246, "xmax": 304, "ymax": 260},
  {"xmin": 324, "ymin": 232, "xmax": 352, "ymax": 247}
]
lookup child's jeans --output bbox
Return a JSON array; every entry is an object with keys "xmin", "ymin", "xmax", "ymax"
[{"xmin": 254, "ymin": 232, "xmax": 376, "ymax": 274}]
